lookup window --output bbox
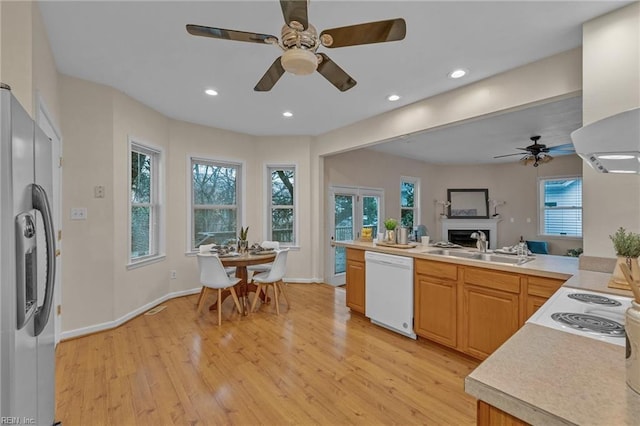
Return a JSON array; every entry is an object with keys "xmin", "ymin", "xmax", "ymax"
[
  {"xmin": 400, "ymin": 177, "xmax": 420, "ymax": 228},
  {"xmin": 268, "ymin": 166, "xmax": 296, "ymax": 245},
  {"xmin": 539, "ymin": 177, "xmax": 582, "ymax": 237},
  {"xmin": 130, "ymin": 142, "xmax": 162, "ymax": 263},
  {"xmin": 191, "ymin": 158, "xmax": 242, "ymax": 249}
]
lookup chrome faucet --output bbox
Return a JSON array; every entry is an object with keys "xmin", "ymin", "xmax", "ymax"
[{"xmin": 471, "ymin": 230, "xmax": 488, "ymax": 253}]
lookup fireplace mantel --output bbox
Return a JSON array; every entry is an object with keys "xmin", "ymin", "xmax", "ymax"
[{"xmin": 440, "ymin": 217, "xmax": 501, "ymax": 249}]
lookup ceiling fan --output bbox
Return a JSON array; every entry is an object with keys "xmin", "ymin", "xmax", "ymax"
[
  {"xmin": 493, "ymin": 135, "xmax": 575, "ymax": 167},
  {"xmin": 186, "ymin": 0, "xmax": 406, "ymax": 92}
]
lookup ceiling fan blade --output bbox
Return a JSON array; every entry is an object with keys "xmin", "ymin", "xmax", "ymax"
[
  {"xmin": 280, "ymin": 0, "xmax": 309, "ymax": 30},
  {"xmin": 320, "ymin": 18, "xmax": 406, "ymax": 48},
  {"xmin": 494, "ymin": 153, "xmax": 527, "ymax": 158},
  {"xmin": 186, "ymin": 24, "xmax": 277, "ymax": 44},
  {"xmin": 316, "ymin": 53, "xmax": 357, "ymax": 92},
  {"xmin": 254, "ymin": 57, "xmax": 286, "ymax": 92},
  {"xmin": 548, "ymin": 143, "xmax": 575, "ymax": 153}
]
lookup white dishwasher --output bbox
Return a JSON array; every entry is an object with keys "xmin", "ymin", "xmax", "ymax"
[{"xmin": 365, "ymin": 251, "xmax": 416, "ymax": 339}]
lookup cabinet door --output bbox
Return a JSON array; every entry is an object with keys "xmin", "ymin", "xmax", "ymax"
[
  {"xmin": 346, "ymin": 260, "xmax": 365, "ymax": 314},
  {"xmin": 415, "ymin": 275, "xmax": 457, "ymax": 347},
  {"xmin": 526, "ymin": 295, "xmax": 548, "ymax": 319},
  {"xmin": 462, "ymin": 285, "xmax": 519, "ymax": 360}
]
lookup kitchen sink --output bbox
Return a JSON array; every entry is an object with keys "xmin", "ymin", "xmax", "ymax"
[{"xmin": 423, "ymin": 249, "xmax": 534, "ymax": 265}]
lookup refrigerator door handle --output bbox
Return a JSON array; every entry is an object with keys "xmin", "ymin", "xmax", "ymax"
[{"xmin": 32, "ymin": 183, "xmax": 56, "ymax": 337}]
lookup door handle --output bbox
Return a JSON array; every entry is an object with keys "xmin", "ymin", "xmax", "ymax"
[{"xmin": 32, "ymin": 184, "xmax": 56, "ymax": 337}]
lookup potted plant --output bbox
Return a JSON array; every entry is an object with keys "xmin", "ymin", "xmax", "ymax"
[
  {"xmin": 238, "ymin": 226, "xmax": 249, "ymax": 253},
  {"xmin": 609, "ymin": 227, "xmax": 640, "ymax": 289},
  {"xmin": 383, "ymin": 218, "xmax": 398, "ymax": 243}
]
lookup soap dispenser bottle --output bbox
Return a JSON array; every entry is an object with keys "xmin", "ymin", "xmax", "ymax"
[{"xmin": 517, "ymin": 236, "xmax": 526, "ymax": 258}]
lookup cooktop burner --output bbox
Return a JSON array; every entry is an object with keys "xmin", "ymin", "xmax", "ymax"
[
  {"xmin": 567, "ymin": 293, "xmax": 623, "ymax": 307},
  {"xmin": 551, "ymin": 312, "xmax": 626, "ymax": 338}
]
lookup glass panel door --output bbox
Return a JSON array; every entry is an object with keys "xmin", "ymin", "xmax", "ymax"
[
  {"xmin": 333, "ymin": 194, "xmax": 354, "ymax": 275},
  {"xmin": 326, "ymin": 187, "xmax": 383, "ymax": 286}
]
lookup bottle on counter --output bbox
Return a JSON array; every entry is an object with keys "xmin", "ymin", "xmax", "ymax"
[{"xmin": 517, "ymin": 236, "xmax": 527, "ymax": 258}]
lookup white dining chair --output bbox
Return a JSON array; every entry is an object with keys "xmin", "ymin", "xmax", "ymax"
[
  {"xmin": 199, "ymin": 243, "xmax": 236, "ymax": 276},
  {"xmin": 196, "ymin": 254, "xmax": 242, "ymax": 326},
  {"xmin": 250, "ymin": 248, "xmax": 290, "ymax": 315},
  {"xmin": 247, "ymin": 241, "xmax": 280, "ymax": 279}
]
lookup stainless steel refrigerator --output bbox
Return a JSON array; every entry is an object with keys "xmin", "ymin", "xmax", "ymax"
[{"xmin": 0, "ymin": 83, "xmax": 57, "ymax": 424}]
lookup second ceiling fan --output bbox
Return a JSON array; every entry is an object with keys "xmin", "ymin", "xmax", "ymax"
[
  {"xmin": 494, "ymin": 136, "xmax": 575, "ymax": 167},
  {"xmin": 186, "ymin": 0, "xmax": 406, "ymax": 92}
]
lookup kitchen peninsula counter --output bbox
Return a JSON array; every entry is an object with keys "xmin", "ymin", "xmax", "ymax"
[
  {"xmin": 336, "ymin": 241, "xmax": 640, "ymax": 424},
  {"xmin": 334, "ymin": 240, "xmax": 578, "ymax": 279}
]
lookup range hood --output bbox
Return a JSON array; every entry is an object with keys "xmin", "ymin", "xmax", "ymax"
[{"xmin": 570, "ymin": 107, "xmax": 640, "ymax": 174}]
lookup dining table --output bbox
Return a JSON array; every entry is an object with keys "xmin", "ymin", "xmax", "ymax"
[{"xmin": 209, "ymin": 250, "xmax": 277, "ymax": 316}]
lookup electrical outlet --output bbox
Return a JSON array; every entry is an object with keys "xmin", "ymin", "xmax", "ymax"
[
  {"xmin": 70, "ymin": 207, "xmax": 87, "ymax": 220},
  {"xmin": 170, "ymin": 270, "xmax": 177, "ymax": 279},
  {"xmin": 526, "ymin": 217, "xmax": 531, "ymax": 223},
  {"xmin": 94, "ymin": 185, "xmax": 105, "ymax": 198}
]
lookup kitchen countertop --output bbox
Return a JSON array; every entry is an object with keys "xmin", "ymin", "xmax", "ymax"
[
  {"xmin": 465, "ymin": 270, "xmax": 640, "ymax": 425},
  {"xmin": 334, "ymin": 240, "xmax": 578, "ymax": 279}
]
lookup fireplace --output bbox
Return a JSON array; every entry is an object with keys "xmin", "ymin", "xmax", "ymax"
[
  {"xmin": 441, "ymin": 218, "xmax": 500, "ymax": 250},
  {"xmin": 448, "ymin": 229, "xmax": 491, "ymax": 249}
]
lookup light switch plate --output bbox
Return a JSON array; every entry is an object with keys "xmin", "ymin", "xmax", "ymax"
[{"xmin": 70, "ymin": 207, "xmax": 87, "ymax": 220}]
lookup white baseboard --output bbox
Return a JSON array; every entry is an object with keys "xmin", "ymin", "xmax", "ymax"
[
  {"xmin": 60, "ymin": 287, "xmax": 201, "ymax": 340},
  {"xmin": 60, "ymin": 277, "xmax": 323, "ymax": 340}
]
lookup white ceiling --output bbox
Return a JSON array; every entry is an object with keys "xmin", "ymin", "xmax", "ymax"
[
  {"xmin": 369, "ymin": 95, "xmax": 583, "ymax": 165},
  {"xmin": 39, "ymin": 0, "xmax": 628, "ymax": 138}
]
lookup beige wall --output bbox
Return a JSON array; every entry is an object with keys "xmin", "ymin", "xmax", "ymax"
[
  {"xmin": 325, "ymin": 149, "xmax": 583, "ymax": 256},
  {"xmin": 112, "ymin": 91, "xmax": 170, "ymax": 319},
  {"xmin": 32, "ymin": 4, "xmax": 60, "ymax": 127},
  {"xmin": 582, "ymin": 2, "xmax": 640, "ymax": 258},
  {"xmin": 0, "ymin": 1, "xmax": 33, "ymax": 113},
  {"xmin": 59, "ymin": 75, "xmax": 115, "ymax": 330}
]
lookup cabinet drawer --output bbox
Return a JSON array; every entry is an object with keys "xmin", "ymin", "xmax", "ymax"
[
  {"xmin": 346, "ymin": 248, "xmax": 365, "ymax": 262},
  {"xmin": 415, "ymin": 259, "xmax": 458, "ymax": 281},
  {"xmin": 464, "ymin": 267, "xmax": 520, "ymax": 294},
  {"xmin": 527, "ymin": 276, "xmax": 565, "ymax": 298}
]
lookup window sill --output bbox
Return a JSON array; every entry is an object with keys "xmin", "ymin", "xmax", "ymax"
[
  {"xmin": 537, "ymin": 235, "xmax": 583, "ymax": 240},
  {"xmin": 127, "ymin": 254, "xmax": 166, "ymax": 270}
]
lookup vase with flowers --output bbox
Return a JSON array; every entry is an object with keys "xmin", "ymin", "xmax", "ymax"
[
  {"xmin": 609, "ymin": 227, "xmax": 640, "ymax": 290},
  {"xmin": 238, "ymin": 226, "xmax": 249, "ymax": 253},
  {"xmin": 383, "ymin": 218, "xmax": 398, "ymax": 243}
]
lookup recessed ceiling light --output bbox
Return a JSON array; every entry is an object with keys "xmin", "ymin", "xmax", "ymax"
[
  {"xmin": 598, "ymin": 154, "xmax": 635, "ymax": 160},
  {"xmin": 205, "ymin": 89, "xmax": 218, "ymax": 96},
  {"xmin": 387, "ymin": 94, "xmax": 400, "ymax": 102},
  {"xmin": 449, "ymin": 69, "xmax": 467, "ymax": 79},
  {"xmin": 283, "ymin": 111, "xmax": 293, "ymax": 118}
]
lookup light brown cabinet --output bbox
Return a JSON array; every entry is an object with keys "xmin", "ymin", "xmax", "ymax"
[
  {"xmin": 345, "ymin": 248, "xmax": 366, "ymax": 314},
  {"xmin": 414, "ymin": 256, "xmax": 566, "ymax": 360},
  {"xmin": 414, "ymin": 260, "xmax": 458, "ymax": 348},
  {"xmin": 524, "ymin": 276, "xmax": 564, "ymax": 320},
  {"xmin": 477, "ymin": 401, "xmax": 529, "ymax": 426}
]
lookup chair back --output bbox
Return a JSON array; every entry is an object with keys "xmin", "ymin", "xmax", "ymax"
[
  {"xmin": 197, "ymin": 254, "xmax": 233, "ymax": 289},
  {"xmin": 261, "ymin": 249, "xmax": 289, "ymax": 282},
  {"xmin": 199, "ymin": 243, "xmax": 214, "ymax": 253},
  {"xmin": 526, "ymin": 240, "xmax": 549, "ymax": 255},
  {"xmin": 261, "ymin": 241, "xmax": 280, "ymax": 250}
]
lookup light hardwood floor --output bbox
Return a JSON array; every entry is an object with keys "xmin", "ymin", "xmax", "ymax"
[{"xmin": 55, "ymin": 284, "xmax": 480, "ymax": 425}]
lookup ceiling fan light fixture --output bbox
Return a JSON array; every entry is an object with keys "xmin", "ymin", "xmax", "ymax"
[{"xmin": 281, "ymin": 48, "xmax": 318, "ymax": 75}]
